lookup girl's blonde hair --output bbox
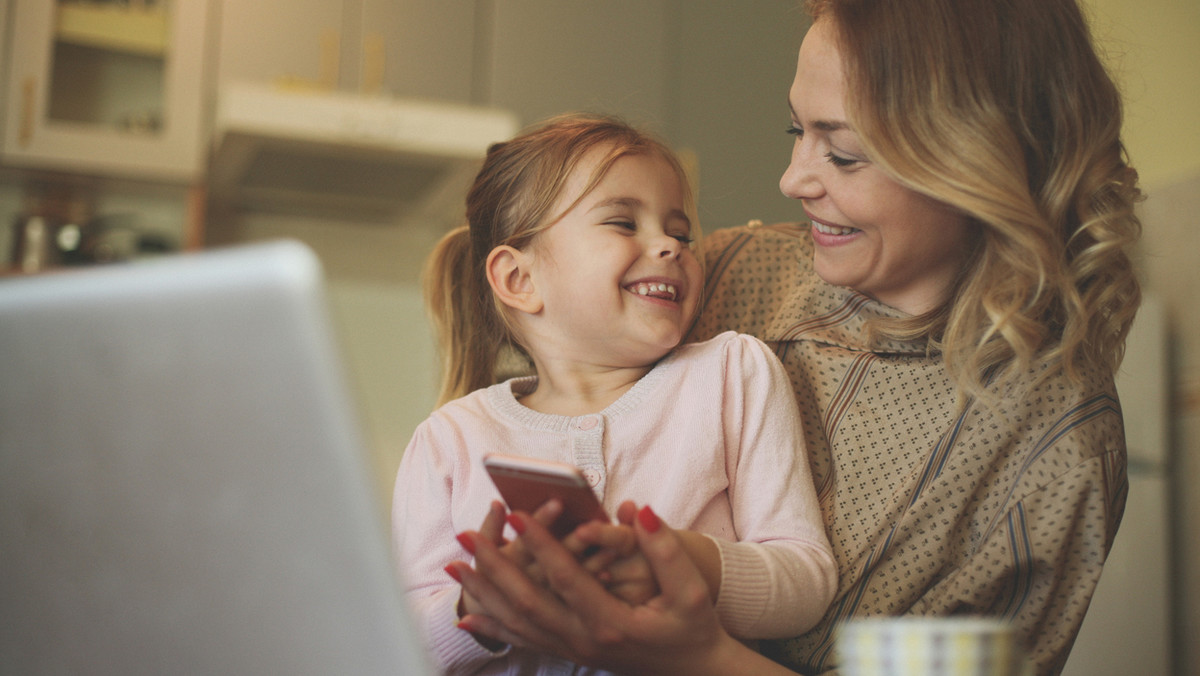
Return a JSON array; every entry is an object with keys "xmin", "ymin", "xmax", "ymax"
[
  {"xmin": 424, "ymin": 113, "xmax": 695, "ymax": 406},
  {"xmin": 807, "ymin": 0, "xmax": 1142, "ymax": 399}
]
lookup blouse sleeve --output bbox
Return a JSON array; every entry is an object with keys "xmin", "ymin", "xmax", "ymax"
[{"xmin": 913, "ymin": 447, "xmax": 1127, "ymax": 675}]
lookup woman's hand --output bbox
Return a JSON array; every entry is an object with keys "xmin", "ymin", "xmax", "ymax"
[
  {"xmin": 450, "ymin": 503, "xmax": 790, "ymax": 675},
  {"xmin": 452, "ymin": 499, "xmax": 555, "ymax": 619}
]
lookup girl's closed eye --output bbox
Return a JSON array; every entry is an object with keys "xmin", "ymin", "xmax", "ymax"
[
  {"xmin": 606, "ymin": 219, "xmax": 637, "ymax": 232},
  {"xmin": 670, "ymin": 230, "xmax": 695, "ymax": 245}
]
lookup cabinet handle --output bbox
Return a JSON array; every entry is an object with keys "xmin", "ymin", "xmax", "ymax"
[{"xmin": 20, "ymin": 78, "xmax": 36, "ymax": 147}]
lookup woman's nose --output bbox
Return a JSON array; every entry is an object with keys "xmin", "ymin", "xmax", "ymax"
[{"xmin": 779, "ymin": 140, "xmax": 823, "ymax": 200}]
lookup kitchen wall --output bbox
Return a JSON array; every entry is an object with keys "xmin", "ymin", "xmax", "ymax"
[{"xmin": 1083, "ymin": 0, "xmax": 1200, "ymax": 673}]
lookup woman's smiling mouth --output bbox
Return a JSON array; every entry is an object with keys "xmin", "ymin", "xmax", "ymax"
[{"xmin": 811, "ymin": 220, "xmax": 858, "ymax": 236}]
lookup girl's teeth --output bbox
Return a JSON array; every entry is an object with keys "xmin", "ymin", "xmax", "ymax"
[{"xmin": 633, "ymin": 283, "xmax": 677, "ymax": 299}]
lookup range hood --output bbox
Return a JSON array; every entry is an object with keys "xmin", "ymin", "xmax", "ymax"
[{"xmin": 208, "ymin": 82, "xmax": 520, "ymax": 222}]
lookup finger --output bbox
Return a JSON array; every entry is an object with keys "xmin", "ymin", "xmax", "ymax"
[
  {"xmin": 523, "ymin": 560, "xmax": 548, "ymax": 586},
  {"xmin": 498, "ymin": 498, "xmax": 560, "ymax": 568},
  {"xmin": 479, "ymin": 500, "xmax": 508, "ymax": 546},
  {"xmin": 509, "ymin": 510, "xmax": 627, "ymax": 615},
  {"xmin": 573, "ymin": 522, "xmax": 638, "ymax": 556},
  {"xmin": 633, "ymin": 506, "xmax": 712, "ymax": 613},
  {"xmin": 460, "ymin": 526, "xmax": 580, "ymax": 655},
  {"xmin": 530, "ymin": 498, "xmax": 564, "ymax": 528},
  {"xmin": 560, "ymin": 527, "xmax": 591, "ymax": 558},
  {"xmin": 452, "ymin": 558, "xmax": 551, "ymax": 652},
  {"xmin": 580, "ymin": 547, "xmax": 622, "ymax": 575},
  {"xmin": 457, "ymin": 612, "xmax": 529, "ymax": 650},
  {"xmin": 615, "ymin": 500, "xmax": 639, "ymax": 526}
]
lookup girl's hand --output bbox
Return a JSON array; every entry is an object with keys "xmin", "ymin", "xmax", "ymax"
[
  {"xmin": 567, "ymin": 505, "xmax": 659, "ymax": 605},
  {"xmin": 450, "ymin": 504, "xmax": 782, "ymax": 675}
]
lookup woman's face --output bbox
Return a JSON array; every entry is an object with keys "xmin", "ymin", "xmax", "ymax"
[{"xmin": 780, "ymin": 19, "xmax": 974, "ymax": 316}]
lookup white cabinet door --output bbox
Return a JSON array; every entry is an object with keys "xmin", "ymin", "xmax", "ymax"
[
  {"xmin": 215, "ymin": 0, "xmax": 476, "ymax": 102},
  {"xmin": 1, "ymin": 0, "xmax": 212, "ymax": 182}
]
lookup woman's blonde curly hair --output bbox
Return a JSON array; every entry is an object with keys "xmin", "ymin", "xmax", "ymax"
[{"xmin": 807, "ymin": 0, "xmax": 1142, "ymax": 400}]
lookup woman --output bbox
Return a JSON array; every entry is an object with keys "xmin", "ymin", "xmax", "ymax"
[{"xmin": 449, "ymin": 0, "xmax": 1142, "ymax": 673}]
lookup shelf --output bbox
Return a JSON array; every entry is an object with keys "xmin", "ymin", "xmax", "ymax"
[
  {"xmin": 208, "ymin": 82, "xmax": 520, "ymax": 221},
  {"xmin": 55, "ymin": 3, "xmax": 168, "ymax": 57}
]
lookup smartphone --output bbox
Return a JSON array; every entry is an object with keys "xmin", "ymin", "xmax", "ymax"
[{"xmin": 483, "ymin": 453, "xmax": 609, "ymax": 538}]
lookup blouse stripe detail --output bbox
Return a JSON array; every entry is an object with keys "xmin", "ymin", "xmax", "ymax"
[
  {"xmin": 779, "ymin": 294, "xmax": 872, "ymax": 341},
  {"xmin": 1001, "ymin": 504, "xmax": 1035, "ymax": 620},
  {"xmin": 823, "ymin": 353, "xmax": 876, "ymax": 447},
  {"xmin": 983, "ymin": 394, "xmax": 1120, "ymax": 539}
]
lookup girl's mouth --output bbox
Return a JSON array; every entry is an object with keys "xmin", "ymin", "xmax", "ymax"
[{"xmin": 627, "ymin": 282, "xmax": 679, "ymax": 302}]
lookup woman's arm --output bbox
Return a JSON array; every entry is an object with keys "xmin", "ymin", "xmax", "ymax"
[{"xmin": 451, "ymin": 503, "xmax": 797, "ymax": 675}]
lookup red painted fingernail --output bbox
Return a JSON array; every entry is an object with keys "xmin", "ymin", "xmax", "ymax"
[
  {"xmin": 444, "ymin": 564, "xmax": 462, "ymax": 583},
  {"xmin": 637, "ymin": 505, "xmax": 661, "ymax": 533},
  {"xmin": 456, "ymin": 532, "xmax": 476, "ymax": 555},
  {"xmin": 506, "ymin": 513, "xmax": 527, "ymax": 534}
]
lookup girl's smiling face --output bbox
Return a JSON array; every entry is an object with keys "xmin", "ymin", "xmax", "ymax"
[
  {"xmin": 779, "ymin": 18, "xmax": 975, "ymax": 316},
  {"xmin": 522, "ymin": 149, "xmax": 702, "ymax": 369}
]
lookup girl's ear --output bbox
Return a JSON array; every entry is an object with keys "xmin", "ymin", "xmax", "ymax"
[{"xmin": 486, "ymin": 245, "xmax": 542, "ymax": 314}]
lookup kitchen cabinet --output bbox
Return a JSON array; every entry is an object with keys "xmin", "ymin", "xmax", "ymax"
[
  {"xmin": 215, "ymin": 0, "xmax": 477, "ymax": 103},
  {"xmin": 1, "ymin": 0, "xmax": 213, "ymax": 183}
]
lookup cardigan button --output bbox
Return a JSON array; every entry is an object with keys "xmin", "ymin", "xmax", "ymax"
[{"xmin": 577, "ymin": 416, "xmax": 598, "ymax": 431}]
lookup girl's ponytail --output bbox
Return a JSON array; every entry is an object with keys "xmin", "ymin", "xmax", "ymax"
[{"xmin": 423, "ymin": 225, "xmax": 508, "ymax": 406}]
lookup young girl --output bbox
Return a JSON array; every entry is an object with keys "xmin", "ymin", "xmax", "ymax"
[{"xmin": 392, "ymin": 113, "xmax": 835, "ymax": 675}]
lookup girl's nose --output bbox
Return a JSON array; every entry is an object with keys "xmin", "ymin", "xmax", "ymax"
[{"xmin": 657, "ymin": 233, "xmax": 683, "ymax": 259}]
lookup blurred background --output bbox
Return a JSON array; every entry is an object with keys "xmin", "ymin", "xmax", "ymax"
[{"xmin": 0, "ymin": 1, "xmax": 1195, "ymax": 673}]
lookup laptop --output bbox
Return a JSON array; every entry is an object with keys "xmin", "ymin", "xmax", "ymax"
[{"xmin": 0, "ymin": 241, "xmax": 434, "ymax": 674}]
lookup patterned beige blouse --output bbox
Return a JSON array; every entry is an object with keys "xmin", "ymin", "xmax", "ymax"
[{"xmin": 690, "ymin": 222, "xmax": 1128, "ymax": 676}]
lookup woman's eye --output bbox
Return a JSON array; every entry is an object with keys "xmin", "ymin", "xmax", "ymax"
[
  {"xmin": 785, "ymin": 125, "xmax": 803, "ymax": 138},
  {"xmin": 672, "ymin": 234, "xmax": 695, "ymax": 245},
  {"xmin": 825, "ymin": 152, "xmax": 859, "ymax": 168}
]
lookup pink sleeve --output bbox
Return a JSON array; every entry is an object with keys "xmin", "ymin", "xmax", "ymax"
[
  {"xmin": 712, "ymin": 334, "xmax": 837, "ymax": 638},
  {"xmin": 392, "ymin": 419, "xmax": 510, "ymax": 671}
]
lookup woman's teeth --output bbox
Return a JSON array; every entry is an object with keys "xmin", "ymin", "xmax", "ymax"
[
  {"xmin": 631, "ymin": 283, "xmax": 677, "ymax": 301},
  {"xmin": 812, "ymin": 221, "xmax": 858, "ymax": 236}
]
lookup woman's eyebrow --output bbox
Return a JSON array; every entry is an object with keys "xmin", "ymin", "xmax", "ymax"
[{"xmin": 787, "ymin": 100, "xmax": 849, "ymax": 132}]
